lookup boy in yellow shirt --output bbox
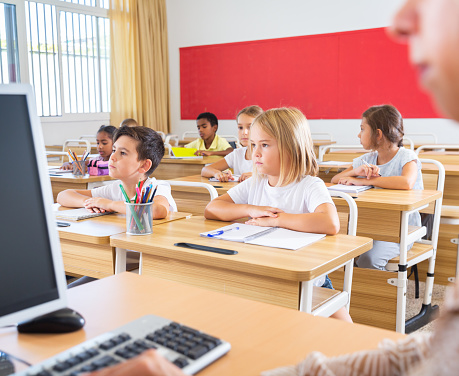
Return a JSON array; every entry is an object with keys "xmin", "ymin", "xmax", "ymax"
[{"xmin": 185, "ymin": 112, "xmax": 233, "ymax": 156}]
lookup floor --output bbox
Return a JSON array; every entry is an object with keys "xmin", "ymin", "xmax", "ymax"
[{"xmin": 405, "ymin": 279, "xmax": 447, "ymax": 333}]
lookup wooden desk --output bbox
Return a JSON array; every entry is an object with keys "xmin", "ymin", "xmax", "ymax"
[
  {"xmin": 111, "ymin": 216, "xmax": 373, "ymax": 313},
  {"xmin": 57, "ymin": 210, "xmax": 191, "ymax": 279},
  {"xmin": 154, "ymin": 155, "xmax": 223, "ymax": 180},
  {"xmin": 49, "ymin": 174, "xmax": 115, "ymax": 202},
  {"xmin": 318, "ymin": 162, "xmax": 351, "ymax": 183},
  {"xmin": 313, "ymin": 140, "xmax": 336, "ymax": 157},
  {"xmin": 331, "ymin": 187, "xmax": 441, "ymax": 242},
  {"xmin": 418, "ymin": 151, "xmax": 459, "ymax": 165},
  {"xmin": 169, "ymin": 175, "xmax": 441, "ymax": 243},
  {"xmin": 169, "ymin": 174, "xmax": 238, "ymax": 215},
  {"xmin": 322, "ymin": 149, "xmax": 368, "ymax": 162},
  {"xmin": 422, "ymin": 163, "xmax": 459, "ymax": 206},
  {"xmin": 0, "ymin": 273, "xmax": 404, "ymax": 375}
]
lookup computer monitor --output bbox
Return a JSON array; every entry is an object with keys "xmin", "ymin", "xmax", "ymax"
[{"xmin": 0, "ymin": 84, "xmax": 68, "ymax": 327}]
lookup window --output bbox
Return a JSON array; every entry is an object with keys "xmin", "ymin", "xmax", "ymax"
[
  {"xmin": 0, "ymin": 3, "xmax": 20, "ymax": 83},
  {"xmin": 3, "ymin": 0, "xmax": 110, "ymax": 117}
]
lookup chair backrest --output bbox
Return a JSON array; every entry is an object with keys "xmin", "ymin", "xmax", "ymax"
[
  {"xmin": 416, "ymin": 144, "xmax": 459, "ymax": 155},
  {"xmin": 402, "ymin": 137, "xmax": 414, "ymax": 151},
  {"xmin": 182, "ymin": 131, "xmax": 199, "ymax": 140},
  {"xmin": 328, "ymin": 191, "xmax": 358, "ymax": 236},
  {"xmin": 79, "ymin": 134, "xmax": 97, "ymax": 143},
  {"xmin": 420, "ymin": 158, "xmax": 445, "ymax": 216},
  {"xmin": 220, "ymin": 135, "xmax": 241, "ymax": 148},
  {"xmin": 156, "ymin": 131, "xmax": 166, "ymax": 141},
  {"xmin": 165, "ymin": 181, "xmax": 218, "ymax": 215},
  {"xmin": 311, "ymin": 132, "xmax": 333, "ymax": 141},
  {"xmin": 165, "ymin": 134, "xmax": 179, "ymax": 146},
  {"xmin": 319, "ymin": 144, "xmax": 366, "ymax": 162},
  {"xmin": 62, "ymin": 139, "xmax": 91, "ymax": 163}
]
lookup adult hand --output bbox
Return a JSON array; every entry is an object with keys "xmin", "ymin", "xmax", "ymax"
[{"xmin": 85, "ymin": 349, "xmax": 185, "ymax": 376}]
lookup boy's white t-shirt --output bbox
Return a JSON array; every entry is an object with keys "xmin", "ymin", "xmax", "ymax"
[
  {"xmin": 91, "ymin": 177, "xmax": 178, "ymax": 212},
  {"xmin": 224, "ymin": 147, "xmax": 253, "ymax": 175},
  {"xmin": 227, "ymin": 175, "xmax": 334, "ymax": 287}
]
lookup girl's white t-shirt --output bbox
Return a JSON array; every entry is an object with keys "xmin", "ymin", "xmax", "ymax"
[
  {"xmin": 228, "ymin": 175, "xmax": 334, "ymax": 214},
  {"xmin": 224, "ymin": 147, "xmax": 253, "ymax": 175},
  {"xmin": 91, "ymin": 177, "xmax": 178, "ymax": 212},
  {"xmin": 227, "ymin": 175, "xmax": 334, "ymax": 287}
]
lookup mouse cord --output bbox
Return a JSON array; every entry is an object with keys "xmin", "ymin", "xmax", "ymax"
[{"xmin": 0, "ymin": 350, "xmax": 32, "ymax": 367}]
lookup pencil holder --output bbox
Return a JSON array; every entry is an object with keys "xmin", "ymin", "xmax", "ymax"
[
  {"xmin": 126, "ymin": 202, "xmax": 153, "ymax": 235},
  {"xmin": 72, "ymin": 160, "xmax": 86, "ymax": 177}
]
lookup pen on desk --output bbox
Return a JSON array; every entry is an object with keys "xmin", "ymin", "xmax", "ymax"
[{"xmin": 206, "ymin": 226, "xmax": 240, "ymax": 238}]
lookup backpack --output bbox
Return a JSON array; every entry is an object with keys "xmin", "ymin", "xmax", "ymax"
[{"xmin": 88, "ymin": 160, "xmax": 109, "ymax": 176}]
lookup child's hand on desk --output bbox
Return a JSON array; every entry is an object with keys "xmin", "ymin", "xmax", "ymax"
[
  {"xmin": 354, "ymin": 164, "xmax": 380, "ymax": 179},
  {"xmin": 338, "ymin": 177, "xmax": 367, "ymax": 186},
  {"xmin": 194, "ymin": 150, "xmax": 212, "ymax": 156},
  {"xmin": 245, "ymin": 215, "xmax": 279, "ymax": 227},
  {"xmin": 214, "ymin": 170, "xmax": 233, "ymax": 182},
  {"xmin": 83, "ymin": 197, "xmax": 113, "ymax": 213},
  {"xmin": 85, "ymin": 349, "xmax": 185, "ymax": 376},
  {"xmin": 60, "ymin": 162, "xmax": 72, "ymax": 170},
  {"xmin": 247, "ymin": 205, "xmax": 283, "ymax": 220},
  {"xmin": 239, "ymin": 172, "xmax": 252, "ymax": 182}
]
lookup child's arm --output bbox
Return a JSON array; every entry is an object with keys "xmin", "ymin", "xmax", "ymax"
[
  {"xmin": 83, "ymin": 195, "xmax": 170, "ymax": 218},
  {"xmin": 201, "ymin": 158, "xmax": 234, "ymax": 182},
  {"xmin": 338, "ymin": 161, "xmax": 418, "ymax": 190},
  {"xmin": 57, "ymin": 189, "xmax": 92, "ymax": 207},
  {"xmin": 204, "ymin": 194, "xmax": 283, "ymax": 221},
  {"xmin": 196, "ymin": 148, "xmax": 233, "ymax": 157},
  {"xmin": 246, "ymin": 203, "xmax": 340, "ymax": 235},
  {"xmin": 331, "ymin": 164, "xmax": 380, "ymax": 183}
]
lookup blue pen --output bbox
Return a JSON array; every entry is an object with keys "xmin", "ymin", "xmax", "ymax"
[{"xmin": 206, "ymin": 226, "xmax": 240, "ymax": 238}]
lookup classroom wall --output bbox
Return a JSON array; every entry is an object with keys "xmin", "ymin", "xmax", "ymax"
[
  {"xmin": 166, "ymin": 0, "xmax": 459, "ymax": 144},
  {"xmin": 41, "ymin": 115, "xmax": 110, "ymax": 146}
]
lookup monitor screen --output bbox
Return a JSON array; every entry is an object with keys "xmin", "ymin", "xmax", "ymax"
[{"xmin": 0, "ymin": 85, "xmax": 67, "ymax": 326}]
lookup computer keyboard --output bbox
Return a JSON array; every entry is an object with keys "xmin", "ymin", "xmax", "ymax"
[{"xmin": 16, "ymin": 315, "xmax": 231, "ymax": 376}]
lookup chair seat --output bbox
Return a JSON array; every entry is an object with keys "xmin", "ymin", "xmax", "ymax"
[
  {"xmin": 387, "ymin": 243, "xmax": 434, "ymax": 268},
  {"xmin": 312, "ymin": 286, "xmax": 341, "ymax": 311}
]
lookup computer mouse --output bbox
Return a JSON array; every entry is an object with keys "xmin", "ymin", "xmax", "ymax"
[
  {"xmin": 17, "ymin": 308, "xmax": 85, "ymax": 334},
  {"xmin": 0, "ymin": 352, "xmax": 14, "ymax": 376}
]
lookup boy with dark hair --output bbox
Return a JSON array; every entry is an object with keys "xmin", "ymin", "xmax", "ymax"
[
  {"xmin": 58, "ymin": 126, "xmax": 176, "ymax": 217},
  {"xmin": 185, "ymin": 112, "xmax": 233, "ymax": 156}
]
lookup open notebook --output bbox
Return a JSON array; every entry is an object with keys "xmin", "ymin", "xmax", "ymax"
[
  {"xmin": 327, "ymin": 184, "xmax": 372, "ymax": 195},
  {"xmin": 200, "ymin": 223, "xmax": 325, "ymax": 250},
  {"xmin": 55, "ymin": 208, "xmax": 113, "ymax": 221}
]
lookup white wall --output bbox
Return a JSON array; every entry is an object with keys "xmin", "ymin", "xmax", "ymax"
[
  {"xmin": 41, "ymin": 114, "xmax": 110, "ymax": 146},
  {"xmin": 166, "ymin": 0, "xmax": 459, "ymax": 144}
]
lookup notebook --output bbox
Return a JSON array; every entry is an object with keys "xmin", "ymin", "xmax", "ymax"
[
  {"xmin": 318, "ymin": 161, "xmax": 352, "ymax": 166},
  {"xmin": 200, "ymin": 223, "xmax": 325, "ymax": 250},
  {"xmin": 327, "ymin": 184, "xmax": 372, "ymax": 195},
  {"xmin": 209, "ymin": 175, "xmax": 240, "ymax": 182},
  {"xmin": 48, "ymin": 166, "xmax": 72, "ymax": 174},
  {"xmin": 170, "ymin": 147, "xmax": 203, "ymax": 159},
  {"xmin": 55, "ymin": 208, "xmax": 113, "ymax": 221}
]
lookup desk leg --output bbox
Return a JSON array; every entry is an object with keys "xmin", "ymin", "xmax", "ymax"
[
  {"xmin": 343, "ymin": 259, "xmax": 354, "ymax": 312},
  {"xmin": 396, "ymin": 211, "xmax": 409, "ymax": 334},
  {"xmin": 299, "ymin": 280, "xmax": 313, "ymax": 314},
  {"xmin": 115, "ymin": 247, "xmax": 127, "ymax": 274}
]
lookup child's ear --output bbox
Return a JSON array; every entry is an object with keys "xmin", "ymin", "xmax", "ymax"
[
  {"xmin": 376, "ymin": 129, "xmax": 383, "ymax": 141},
  {"xmin": 138, "ymin": 159, "xmax": 153, "ymax": 174}
]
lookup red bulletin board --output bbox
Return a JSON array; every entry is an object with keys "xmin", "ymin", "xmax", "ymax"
[{"xmin": 180, "ymin": 28, "xmax": 439, "ymax": 120}]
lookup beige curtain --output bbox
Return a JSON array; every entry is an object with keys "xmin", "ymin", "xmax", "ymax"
[{"xmin": 109, "ymin": 0, "xmax": 170, "ymax": 133}]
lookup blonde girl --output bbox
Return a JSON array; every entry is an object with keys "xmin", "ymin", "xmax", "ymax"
[
  {"xmin": 205, "ymin": 108, "xmax": 350, "ymax": 322},
  {"xmin": 201, "ymin": 105, "xmax": 263, "ymax": 182}
]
